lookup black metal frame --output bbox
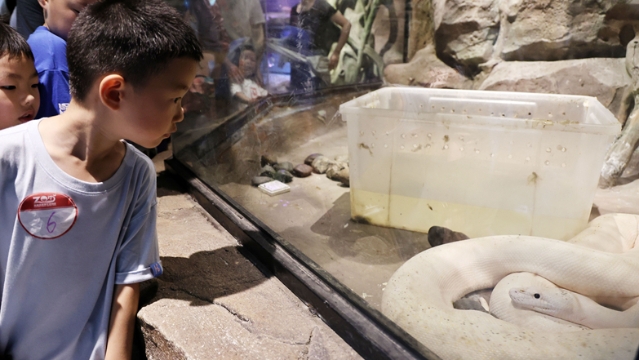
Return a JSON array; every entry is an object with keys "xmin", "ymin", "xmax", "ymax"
[{"xmin": 165, "ymin": 157, "xmax": 440, "ymax": 360}]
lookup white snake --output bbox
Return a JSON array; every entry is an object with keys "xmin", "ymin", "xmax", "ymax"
[
  {"xmin": 490, "ymin": 213, "xmax": 639, "ymax": 331},
  {"xmin": 381, "ymin": 213, "xmax": 639, "ymax": 359}
]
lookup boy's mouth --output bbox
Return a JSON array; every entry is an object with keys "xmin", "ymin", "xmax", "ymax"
[{"xmin": 18, "ymin": 111, "xmax": 35, "ymax": 122}]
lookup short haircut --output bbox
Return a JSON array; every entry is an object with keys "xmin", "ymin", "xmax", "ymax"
[
  {"xmin": 0, "ymin": 18, "xmax": 35, "ymax": 61},
  {"xmin": 67, "ymin": 0, "xmax": 203, "ymax": 102},
  {"xmin": 229, "ymin": 43, "xmax": 255, "ymax": 67}
]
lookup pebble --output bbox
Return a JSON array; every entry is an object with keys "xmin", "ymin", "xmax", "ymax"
[
  {"xmin": 427, "ymin": 226, "xmax": 469, "ymax": 247},
  {"xmin": 304, "ymin": 153, "xmax": 323, "ymax": 165},
  {"xmin": 259, "ymin": 165, "xmax": 276, "ymax": 178},
  {"xmin": 334, "ymin": 167, "xmax": 350, "ymax": 186},
  {"xmin": 311, "ymin": 156, "xmax": 333, "ymax": 174},
  {"xmin": 326, "ymin": 162, "xmax": 347, "ymax": 180},
  {"xmin": 274, "ymin": 161, "xmax": 294, "ymax": 172},
  {"xmin": 251, "ymin": 176, "xmax": 273, "ymax": 186},
  {"xmin": 293, "ymin": 164, "xmax": 313, "ymax": 177},
  {"xmin": 274, "ymin": 170, "xmax": 293, "ymax": 183},
  {"xmin": 261, "ymin": 154, "xmax": 278, "ymax": 167}
]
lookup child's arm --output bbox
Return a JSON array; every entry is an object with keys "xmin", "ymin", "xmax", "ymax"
[
  {"xmin": 234, "ymin": 91, "xmax": 255, "ymax": 104},
  {"xmin": 105, "ymin": 283, "xmax": 140, "ymax": 360}
]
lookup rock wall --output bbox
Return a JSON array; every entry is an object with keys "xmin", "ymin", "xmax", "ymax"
[{"xmin": 386, "ymin": 0, "xmax": 639, "ymax": 111}]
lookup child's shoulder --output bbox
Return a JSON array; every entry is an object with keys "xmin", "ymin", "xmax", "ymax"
[
  {"xmin": 122, "ymin": 142, "xmax": 157, "ymax": 185},
  {"xmin": 0, "ymin": 121, "xmax": 31, "ymax": 149},
  {"xmin": 27, "ymin": 26, "xmax": 65, "ymax": 46},
  {"xmin": 0, "ymin": 122, "xmax": 35, "ymax": 174},
  {"xmin": 27, "ymin": 27, "xmax": 67, "ymax": 63}
]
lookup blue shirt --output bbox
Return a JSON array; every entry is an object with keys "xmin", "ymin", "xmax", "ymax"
[
  {"xmin": 0, "ymin": 120, "xmax": 162, "ymax": 359},
  {"xmin": 27, "ymin": 26, "xmax": 71, "ymax": 118}
]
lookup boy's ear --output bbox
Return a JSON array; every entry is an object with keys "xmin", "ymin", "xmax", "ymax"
[
  {"xmin": 37, "ymin": 0, "xmax": 48, "ymax": 9},
  {"xmin": 99, "ymin": 75, "xmax": 126, "ymax": 111}
]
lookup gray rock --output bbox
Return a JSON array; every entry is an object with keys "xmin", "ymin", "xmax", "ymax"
[
  {"xmin": 259, "ymin": 165, "xmax": 276, "ymax": 178},
  {"xmin": 304, "ymin": 153, "xmax": 323, "ymax": 166},
  {"xmin": 496, "ymin": 0, "xmax": 628, "ymax": 62},
  {"xmin": 407, "ymin": 0, "xmax": 638, "ymax": 77},
  {"xmin": 274, "ymin": 170, "xmax": 293, "ymax": 183},
  {"xmin": 427, "ymin": 226, "xmax": 469, "ymax": 247},
  {"xmin": 260, "ymin": 154, "xmax": 278, "ymax": 167},
  {"xmin": 311, "ymin": 156, "xmax": 334, "ymax": 174},
  {"xmin": 251, "ymin": 176, "xmax": 273, "ymax": 186},
  {"xmin": 274, "ymin": 162, "xmax": 294, "ymax": 172},
  {"xmin": 435, "ymin": 0, "xmax": 499, "ymax": 71},
  {"xmin": 292, "ymin": 164, "xmax": 313, "ymax": 178}
]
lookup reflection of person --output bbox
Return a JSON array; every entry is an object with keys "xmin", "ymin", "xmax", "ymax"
[
  {"xmin": 27, "ymin": 0, "xmax": 95, "ymax": 118},
  {"xmin": 291, "ymin": 0, "xmax": 350, "ymax": 70},
  {"xmin": 217, "ymin": 0, "xmax": 265, "ymax": 86},
  {"xmin": 289, "ymin": 0, "xmax": 350, "ymax": 92},
  {"xmin": 0, "ymin": 20, "xmax": 40, "ymax": 130},
  {"xmin": 230, "ymin": 43, "xmax": 267, "ymax": 105},
  {"xmin": 0, "ymin": 0, "xmax": 202, "ymax": 358}
]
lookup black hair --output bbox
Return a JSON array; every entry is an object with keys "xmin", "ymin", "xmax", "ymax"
[
  {"xmin": 0, "ymin": 17, "xmax": 35, "ymax": 61},
  {"xmin": 229, "ymin": 42, "xmax": 255, "ymax": 67},
  {"xmin": 67, "ymin": 0, "xmax": 203, "ymax": 102}
]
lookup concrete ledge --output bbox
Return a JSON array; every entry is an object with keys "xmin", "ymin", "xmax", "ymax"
[{"xmin": 139, "ymin": 182, "xmax": 361, "ymax": 360}]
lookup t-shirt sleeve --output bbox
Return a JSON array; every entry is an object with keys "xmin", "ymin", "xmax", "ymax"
[
  {"xmin": 316, "ymin": 0, "xmax": 337, "ymax": 19},
  {"xmin": 114, "ymin": 167, "xmax": 162, "ymax": 284},
  {"xmin": 248, "ymin": 0, "xmax": 265, "ymax": 26},
  {"xmin": 36, "ymin": 69, "xmax": 71, "ymax": 118},
  {"xmin": 257, "ymin": 84, "xmax": 268, "ymax": 97},
  {"xmin": 230, "ymin": 82, "xmax": 242, "ymax": 96}
]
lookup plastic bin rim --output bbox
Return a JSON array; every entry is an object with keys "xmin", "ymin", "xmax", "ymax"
[
  {"xmin": 338, "ymin": 88, "xmax": 620, "ymax": 135},
  {"xmin": 340, "ymin": 87, "xmax": 615, "ymax": 108}
]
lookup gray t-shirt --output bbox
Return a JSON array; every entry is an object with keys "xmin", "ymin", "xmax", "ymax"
[
  {"xmin": 218, "ymin": 0, "xmax": 265, "ymax": 41},
  {"xmin": 0, "ymin": 120, "xmax": 162, "ymax": 359}
]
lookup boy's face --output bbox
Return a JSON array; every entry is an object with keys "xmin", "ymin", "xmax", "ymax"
[
  {"xmin": 238, "ymin": 50, "xmax": 256, "ymax": 78},
  {"xmin": 39, "ymin": 0, "xmax": 95, "ymax": 40},
  {"xmin": 116, "ymin": 57, "xmax": 198, "ymax": 148},
  {"xmin": 0, "ymin": 55, "xmax": 40, "ymax": 130}
]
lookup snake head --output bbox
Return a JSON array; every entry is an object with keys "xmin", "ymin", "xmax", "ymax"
[{"xmin": 509, "ymin": 286, "xmax": 574, "ymax": 317}]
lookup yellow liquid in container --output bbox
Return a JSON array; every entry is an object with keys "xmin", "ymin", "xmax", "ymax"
[{"xmin": 351, "ymin": 189, "xmax": 585, "ymax": 240}]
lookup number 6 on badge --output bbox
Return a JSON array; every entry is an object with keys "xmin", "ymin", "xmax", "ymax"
[{"xmin": 18, "ymin": 193, "xmax": 78, "ymax": 239}]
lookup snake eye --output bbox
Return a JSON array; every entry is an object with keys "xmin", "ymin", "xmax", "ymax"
[{"xmin": 534, "ymin": 293, "xmax": 540, "ymax": 299}]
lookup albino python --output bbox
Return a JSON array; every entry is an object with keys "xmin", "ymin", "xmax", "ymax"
[{"xmin": 381, "ymin": 213, "xmax": 639, "ymax": 359}]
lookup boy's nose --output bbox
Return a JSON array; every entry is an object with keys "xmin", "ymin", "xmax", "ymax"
[
  {"xmin": 173, "ymin": 106, "xmax": 185, "ymax": 123},
  {"xmin": 23, "ymin": 93, "xmax": 35, "ymax": 107}
]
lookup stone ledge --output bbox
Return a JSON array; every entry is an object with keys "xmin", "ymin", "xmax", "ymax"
[{"xmin": 139, "ymin": 191, "xmax": 361, "ymax": 360}]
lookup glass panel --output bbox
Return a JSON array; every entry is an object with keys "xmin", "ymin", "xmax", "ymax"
[{"xmin": 170, "ymin": 0, "xmax": 639, "ymax": 358}]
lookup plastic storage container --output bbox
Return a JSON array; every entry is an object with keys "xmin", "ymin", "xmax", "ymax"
[{"xmin": 339, "ymin": 87, "xmax": 621, "ymax": 240}]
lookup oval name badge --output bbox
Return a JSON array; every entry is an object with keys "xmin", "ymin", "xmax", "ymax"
[{"xmin": 18, "ymin": 193, "xmax": 78, "ymax": 239}]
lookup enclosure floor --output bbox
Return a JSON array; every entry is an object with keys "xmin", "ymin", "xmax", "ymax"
[
  {"xmin": 218, "ymin": 127, "xmax": 431, "ymax": 311},
  {"xmin": 177, "ymin": 90, "xmax": 639, "ymax": 313}
]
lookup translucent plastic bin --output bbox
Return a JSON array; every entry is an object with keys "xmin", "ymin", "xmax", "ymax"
[{"xmin": 339, "ymin": 87, "xmax": 621, "ymax": 240}]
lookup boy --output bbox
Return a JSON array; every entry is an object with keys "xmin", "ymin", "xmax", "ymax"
[
  {"xmin": 27, "ymin": 0, "xmax": 95, "ymax": 118},
  {"xmin": 0, "ymin": 20, "xmax": 39, "ymax": 130},
  {"xmin": 0, "ymin": 0, "xmax": 202, "ymax": 358}
]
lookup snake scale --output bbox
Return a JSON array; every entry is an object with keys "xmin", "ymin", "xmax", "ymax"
[{"xmin": 381, "ymin": 213, "xmax": 639, "ymax": 359}]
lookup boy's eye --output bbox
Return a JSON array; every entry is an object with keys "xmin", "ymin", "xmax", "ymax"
[
  {"xmin": 31, "ymin": 83, "xmax": 40, "ymax": 89},
  {"xmin": 174, "ymin": 97, "xmax": 182, "ymax": 104},
  {"xmin": 0, "ymin": 86, "xmax": 16, "ymax": 90}
]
